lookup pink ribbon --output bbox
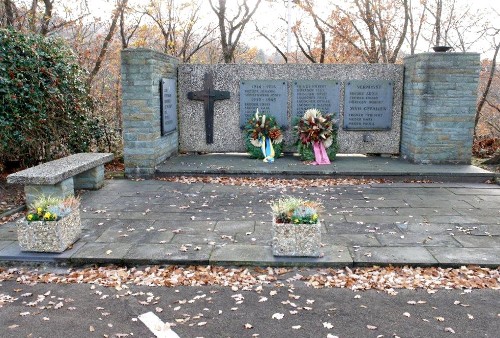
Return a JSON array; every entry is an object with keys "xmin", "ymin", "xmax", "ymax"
[{"xmin": 312, "ymin": 141, "xmax": 330, "ymax": 165}]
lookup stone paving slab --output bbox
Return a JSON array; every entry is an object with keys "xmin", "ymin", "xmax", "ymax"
[
  {"xmin": 349, "ymin": 247, "xmax": 438, "ymax": 266},
  {"xmin": 1, "ymin": 180, "xmax": 500, "ymax": 267},
  {"xmin": 156, "ymin": 154, "xmax": 497, "ymax": 182},
  {"xmin": 427, "ymin": 247, "xmax": 500, "ymax": 267},
  {"xmin": 210, "ymin": 245, "xmax": 353, "ymax": 267},
  {"xmin": 0, "ymin": 241, "xmax": 86, "ymax": 262},
  {"xmin": 0, "ymin": 240, "xmax": 14, "ymax": 251},
  {"xmin": 70, "ymin": 242, "xmax": 133, "ymax": 264},
  {"xmin": 375, "ymin": 233, "xmax": 461, "ymax": 247},
  {"xmin": 453, "ymin": 235, "xmax": 500, "ymax": 247},
  {"xmin": 123, "ymin": 243, "xmax": 213, "ymax": 265}
]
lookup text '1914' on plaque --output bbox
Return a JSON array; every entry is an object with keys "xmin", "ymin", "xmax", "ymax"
[
  {"xmin": 292, "ymin": 80, "xmax": 341, "ymax": 119},
  {"xmin": 239, "ymin": 80, "xmax": 288, "ymax": 127},
  {"xmin": 160, "ymin": 78, "xmax": 177, "ymax": 135},
  {"xmin": 344, "ymin": 80, "xmax": 393, "ymax": 130}
]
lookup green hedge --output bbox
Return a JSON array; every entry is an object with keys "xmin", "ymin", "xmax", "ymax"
[{"xmin": 0, "ymin": 29, "xmax": 104, "ymax": 166}]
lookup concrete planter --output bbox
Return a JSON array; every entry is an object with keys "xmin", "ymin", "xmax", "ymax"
[
  {"xmin": 272, "ymin": 219, "xmax": 321, "ymax": 257},
  {"xmin": 16, "ymin": 209, "xmax": 81, "ymax": 253}
]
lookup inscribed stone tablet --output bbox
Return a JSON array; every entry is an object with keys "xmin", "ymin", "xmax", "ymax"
[
  {"xmin": 239, "ymin": 80, "xmax": 288, "ymax": 127},
  {"xmin": 344, "ymin": 80, "xmax": 393, "ymax": 130},
  {"xmin": 160, "ymin": 78, "xmax": 177, "ymax": 135},
  {"xmin": 292, "ymin": 80, "xmax": 340, "ymax": 119}
]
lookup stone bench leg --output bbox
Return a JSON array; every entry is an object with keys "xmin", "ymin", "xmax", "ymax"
[
  {"xmin": 24, "ymin": 178, "xmax": 75, "ymax": 206},
  {"xmin": 74, "ymin": 165, "xmax": 105, "ymax": 190}
]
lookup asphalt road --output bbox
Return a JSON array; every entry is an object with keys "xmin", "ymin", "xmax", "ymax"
[{"xmin": 1, "ymin": 277, "xmax": 499, "ymax": 338}]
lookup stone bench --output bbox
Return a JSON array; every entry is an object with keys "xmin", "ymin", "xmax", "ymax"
[{"xmin": 7, "ymin": 153, "xmax": 114, "ymax": 205}]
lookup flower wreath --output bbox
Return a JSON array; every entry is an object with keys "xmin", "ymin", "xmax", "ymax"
[
  {"xmin": 294, "ymin": 109, "xmax": 338, "ymax": 164},
  {"xmin": 243, "ymin": 109, "xmax": 284, "ymax": 162}
]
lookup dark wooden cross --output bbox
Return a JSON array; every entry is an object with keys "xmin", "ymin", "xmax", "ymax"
[{"xmin": 187, "ymin": 72, "xmax": 230, "ymax": 144}]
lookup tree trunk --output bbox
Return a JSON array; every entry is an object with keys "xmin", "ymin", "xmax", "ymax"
[
  {"xmin": 86, "ymin": 0, "xmax": 127, "ymax": 87},
  {"xmin": 40, "ymin": 0, "xmax": 53, "ymax": 35},
  {"xmin": 475, "ymin": 42, "xmax": 500, "ymax": 139},
  {"xmin": 3, "ymin": 0, "xmax": 15, "ymax": 26}
]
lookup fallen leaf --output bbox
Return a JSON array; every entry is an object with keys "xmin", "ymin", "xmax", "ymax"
[
  {"xmin": 445, "ymin": 327, "xmax": 455, "ymax": 333},
  {"xmin": 467, "ymin": 314, "xmax": 474, "ymax": 320},
  {"xmin": 272, "ymin": 313, "xmax": 284, "ymax": 320},
  {"xmin": 244, "ymin": 323, "xmax": 253, "ymax": 329},
  {"xmin": 435, "ymin": 317, "xmax": 445, "ymax": 322},
  {"xmin": 105, "ymin": 250, "xmax": 112, "ymax": 255},
  {"xmin": 403, "ymin": 312, "xmax": 411, "ymax": 317},
  {"xmin": 367, "ymin": 325, "xmax": 377, "ymax": 330},
  {"xmin": 354, "ymin": 295, "xmax": 361, "ymax": 299},
  {"xmin": 20, "ymin": 312, "xmax": 30, "ymax": 316},
  {"xmin": 323, "ymin": 322, "xmax": 334, "ymax": 329},
  {"xmin": 292, "ymin": 325, "xmax": 301, "ymax": 329},
  {"xmin": 8, "ymin": 324, "xmax": 19, "ymax": 329},
  {"xmin": 89, "ymin": 326, "xmax": 95, "ymax": 332},
  {"xmin": 198, "ymin": 322, "xmax": 207, "ymax": 326}
]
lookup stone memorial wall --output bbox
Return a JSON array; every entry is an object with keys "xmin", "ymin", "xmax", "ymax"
[
  {"xmin": 121, "ymin": 48, "xmax": 179, "ymax": 177},
  {"xmin": 178, "ymin": 64, "xmax": 403, "ymax": 154},
  {"xmin": 121, "ymin": 49, "xmax": 480, "ymax": 176}
]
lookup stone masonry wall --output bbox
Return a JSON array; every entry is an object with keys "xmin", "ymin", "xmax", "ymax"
[
  {"xmin": 401, "ymin": 53, "xmax": 480, "ymax": 164},
  {"xmin": 178, "ymin": 64, "xmax": 403, "ymax": 154},
  {"xmin": 121, "ymin": 48, "xmax": 179, "ymax": 177}
]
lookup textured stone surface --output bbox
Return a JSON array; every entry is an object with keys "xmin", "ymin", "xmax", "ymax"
[
  {"xmin": 7, "ymin": 153, "xmax": 113, "ymax": 185},
  {"xmin": 121, "ymin": 48, "xmax": 179, "ymax": 177},
  {"xmin": 178, "ymin": 64, "xmax": 403, "ymax": 154},
  {"xmin": 211, "ymin": 244, "xmax": 352, "ymax": 267},
  {"xmin": 16, "ymin": 209, "xmax": 81, "ymax": 253},
  {"xmin": 401, "ymin": 53, "xmax": 480, "ymax": 164},
  {"xmin": 24, "ymin": 178, "xmax": 74, "ymax": 206},
  {"xmin": 272, "ymin": 221, "xmax": 321, "ymax": 257},
  {"xmin": 74, "ymin": 165, "xmax": 105, "ymax": 189}
]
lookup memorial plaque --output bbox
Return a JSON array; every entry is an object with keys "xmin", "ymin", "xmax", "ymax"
[
  {"xmin": 292, "ymin": 80, "xmax": 340, "ymax": 119},
  {"xmin": 344, "ymin": 80, "xmax": 393, "ymax": 130},
  {"xmin": 160, "ymin": 78, "xmax": 177, "ymax": 135},
  {"xmin": 239, "ymin": 80, "xmax": 288, "ymax": 127}
]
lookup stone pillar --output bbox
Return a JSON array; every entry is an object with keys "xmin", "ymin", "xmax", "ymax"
[
  {"xmin": 401, "ymin": 53, "xmax": 480, "ymax": 164},
  {"xmin": 121, "ymin": 48, "xmax": 179, "ymax": 177}
]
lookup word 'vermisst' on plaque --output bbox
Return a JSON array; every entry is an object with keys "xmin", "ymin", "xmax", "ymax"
[
  {"xmin": 344, "ymin": 80, "xmax": 393, "ymax": 130},
  {"xmin": 239, "ymin": 80, "xmax": 288, "ymax": 127},
  {"xmin": 160, "ymin": 78, "xmax": 177, "ymax": 135},
  {"xmin": 292, "ymin": 80, "xmax": 341, "ymax": 119}
]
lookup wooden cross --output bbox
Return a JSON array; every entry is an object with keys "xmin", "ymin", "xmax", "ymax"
[{"xmin": 187, "ymin": 72, "xmax": 230, "ymax": 144}]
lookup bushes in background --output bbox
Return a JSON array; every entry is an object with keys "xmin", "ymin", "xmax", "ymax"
[{"xmin": 0, "ymin": 28, "xmax": 106, "ymax": 167}]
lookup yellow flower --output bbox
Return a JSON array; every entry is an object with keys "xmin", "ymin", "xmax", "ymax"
[
  {"xmin": 293, "ymin": 218, "xmax": 299, "ymax": 223},
  {"xmin": 312, "ymin": 214, "xmax": 318, "ymax": 221},
  {"xmin": 37, "ymin": 207, "xmax": 43, "ymax": 215},
  {"xmin": 43, "ymin": 212, "xmax": 52, "ymax": 220},
  {"xmin": 27, "ymin": 214, "xmax": 33, "ymax": 221}
]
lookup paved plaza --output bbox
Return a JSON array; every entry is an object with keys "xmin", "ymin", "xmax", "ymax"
[{"xmin": 0, "ymin": 178, "xmax": 499, "ymax": 267}]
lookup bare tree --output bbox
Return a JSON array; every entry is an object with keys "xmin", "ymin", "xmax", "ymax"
[
  {"xmin": 145, "ymin": 0, "xmax": 216, "ymax": 62},
  {"xmin": 1, "ymin": 0, "xmax": 16, "ymax": 27},
  {"xmin": 209, "ymin": 0, "xmax": 262, "ymax": 63},
  {"xmin": 87, "ymin": 0, "xmax": 127, "ymax": 87},
  {"xmin": 476, "ymin": 40, "xmax": 500, "ymax": 139},
  {"xmin": 120, "ymin": 2, "xmax": 143, "ymax": 49}
]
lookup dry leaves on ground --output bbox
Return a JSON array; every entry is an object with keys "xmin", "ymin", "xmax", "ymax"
[{"xmin": 0, "ymin": 265, "xmax": 498, "ymax": 293}]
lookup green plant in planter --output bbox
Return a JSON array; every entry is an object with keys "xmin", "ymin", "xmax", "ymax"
[
  {"xmin": 26, "ymin": 195, "xmax": 80, "ymax": 222},
  {"xmin": 271, "ymin": 196, "xmax": 322, "ymax": 224}
]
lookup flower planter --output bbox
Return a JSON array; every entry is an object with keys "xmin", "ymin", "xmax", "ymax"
[
  {"xmin": 272, "ymin": 219, "xmax": 321, "ymax": 257},
  {"xmin": 16, "ymin": 209, "xmax": 81, "ymax": 253}
]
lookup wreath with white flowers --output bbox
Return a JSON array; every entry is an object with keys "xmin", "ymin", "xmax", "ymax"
[
  {"xmin": 243, "ymin": 109, "xmax": 284, "ymax": 161},
  {"xmin": 294, "ymin": 109, "xmax": 338, "ymax": 162}
]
